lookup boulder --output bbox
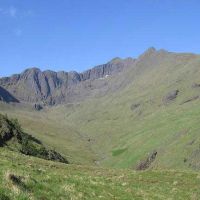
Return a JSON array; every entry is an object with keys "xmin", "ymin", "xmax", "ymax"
[
  {"xmin": 34, "ymin": 104, "xmax": 43, "ymax": 111},
  {"xmin": 163, "ymin": 90, "xmax": 179, "ymax": 103},
  {"xmin": 130, "ymin": 103, "xmax": 140, "ymax": 111},
  {"xmin": 136, "ymin": 150, "xmax": 157, "ymax": 170},
  {"xmin": 192, "ymin": 83, "xmax": 200, "ymax": 88}
]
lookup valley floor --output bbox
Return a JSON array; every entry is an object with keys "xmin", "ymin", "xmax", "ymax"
[{"xmin": 0, "ymin": 149, "xmax": 200, "ymax": 200}]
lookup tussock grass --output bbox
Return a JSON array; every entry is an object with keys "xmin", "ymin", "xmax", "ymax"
[{"xmin": 0, "ymin": 148, "xmax": 200, "ymax": 199}]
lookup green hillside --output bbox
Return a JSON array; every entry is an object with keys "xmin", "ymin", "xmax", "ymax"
[
  {"xmin": 0, "ymin": 114, "xmax": 68, "ymax": 164},
  {"xmin": 1, "ymin": 50, "xmax": 200, "ymax": 199},
  {"xmin": 1, "ymin": 50, "xmax": 200, "ymax": 171},
  {"xmin": 0, "ymin": 148, "xmax": 200, "ymax": 200}
]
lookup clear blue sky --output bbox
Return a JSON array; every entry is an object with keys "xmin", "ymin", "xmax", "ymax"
[{"xmin": 0, "ymin": 0, "xmax": 200, "ymax": 77}]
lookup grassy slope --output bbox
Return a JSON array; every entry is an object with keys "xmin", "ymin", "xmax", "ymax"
[
  {"xmin": 55, "ymin": 51, "xmax": 200, "ymax": 168},
  {"xmin": 0, "ymin": 148, "xmax": 200, "ymax": 200},
  {"xmin": 50, "ymin": 52, "xmax": 200, "ymax": 169},
  {"xmin": 0, "ymin": 103, "xmax": 96, "ymax": 165},
  {"xmin": 1, "ymin": 51, "xmax": 200, "ymax": 170}
]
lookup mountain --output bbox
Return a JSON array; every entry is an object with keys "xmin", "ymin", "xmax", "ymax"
[
  {"xmin": 0, "ymin": 57, "xmax": 135, "ymax": 106},
  {"xmin": 1, "ymin": 47, "xmax": 200, "ymax": 198},
  {"xmin": 1, "ymin": 47, "xmax": 200, "ymax": 170}
]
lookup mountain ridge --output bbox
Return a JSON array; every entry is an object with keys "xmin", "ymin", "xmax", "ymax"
[
  {"xmin": 0, "ymin": 56, "xmax": 136, "ymax": 106},
  {"xmin": 0, "ymin": 47, "xmax": 198, "ymax": 107},
  {"xmin": 1, "ymin": 47, "xmax": 200, "ymax": 170}
]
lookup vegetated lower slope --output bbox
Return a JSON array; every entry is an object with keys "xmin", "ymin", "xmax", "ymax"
[
  {"xmin": 0, "ymin": 114, "xmax": 68, "ymax": 164},
  {"xmin": 0, "ymin": 148, "xmax": 200, "ymax": 200},
  {"xmin": 0, "ymin": 102, "xmax": 97, "ymax": 165},
  {"xmin": 1, "ymin": 48, "xmax": 200, "ymax": 171}
]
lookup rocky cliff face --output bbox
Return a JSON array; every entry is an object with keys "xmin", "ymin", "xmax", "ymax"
[
  {"xmin": 2, "ymin": 47, "xmax": 192, "ymax": 106},
  {"xmin": 0, "ymin": 57, "xmax": 135, "ymax": 105}
]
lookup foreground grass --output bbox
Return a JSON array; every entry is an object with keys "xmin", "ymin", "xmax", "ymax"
[{"xmin": 0, "ymin": 149, "xmax": 200, "ymax": 200}]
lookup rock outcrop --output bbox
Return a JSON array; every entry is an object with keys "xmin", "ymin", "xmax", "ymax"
[
  {"xmin": 163, "ymin": 90, "xmax": 179, "ymax": 104},
  {"xmin": 136, "ymin": 150, "xmax": 158, "ymax": 170}
]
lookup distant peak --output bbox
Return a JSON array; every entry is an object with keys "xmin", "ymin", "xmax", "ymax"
[
  {"xmin": 138, "ymin": 47, "xmax": 157, "ymax": 60},
  {"xmin": 109, "ymin": 57, "xmax": 122, "ymax": 63},
  {"xmin": 23, "ymin": 67, "xmax": 41, "ymax": 74},
  {"xmin": 43, "ymin": 70, "xmax": 57, "ymax": 75},
  {"xmin": 145, "ymin": 47, "xmax": 156, "ymax": 53},
  {"xmin": 158, "ymin": 49, "xmax": 168, "ymax": 54},
  {"xmin": 144, "ymin": 47, "xmax": 169, "ymax": 55},
  {"xmin": 68, "ymin": 70, "xmax": 79, "ymax": 75},
  {"xmin": 124, "ymin": 57, "xmax": 136, "ymax": 62}
]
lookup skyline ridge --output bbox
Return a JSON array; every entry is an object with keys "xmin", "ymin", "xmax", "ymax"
[
  {"xmin": 2, "ymin": 46, "xmax": 198, "ymax": 77},
  {"xmin": 1, "ymin": 0, "xmax": 200, "ymax": 77}
]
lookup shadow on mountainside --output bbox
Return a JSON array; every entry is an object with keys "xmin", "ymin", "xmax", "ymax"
[{"xmin": 0, "ymin": 86, "xmax": 19, "ymax": 103}]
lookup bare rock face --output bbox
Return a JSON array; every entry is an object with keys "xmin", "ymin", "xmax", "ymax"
[
  {"xmin": 136, "ymin": 150, "xmax": 158, "ymax": 170},
  {"xmin": 130, "ymin": 103, "xmax": 141, "ymax": 111},
  {"xmin": 34, "ymin": 104, "xmax": 43, "ymax": 111},
  {"xmin": 0, "ymin": 57, "xmax": 135, "ymax": 105},
  {"xmin": 192, "ymin": 83, "xmax": 200, "ymax": 88},
  {"xmin": 80, "ymin": 57, "xmax": 132, "ymax": 81},
  {"xmin": 163, "ymin": 90, "xmax": 179, "ymax": 104}
]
